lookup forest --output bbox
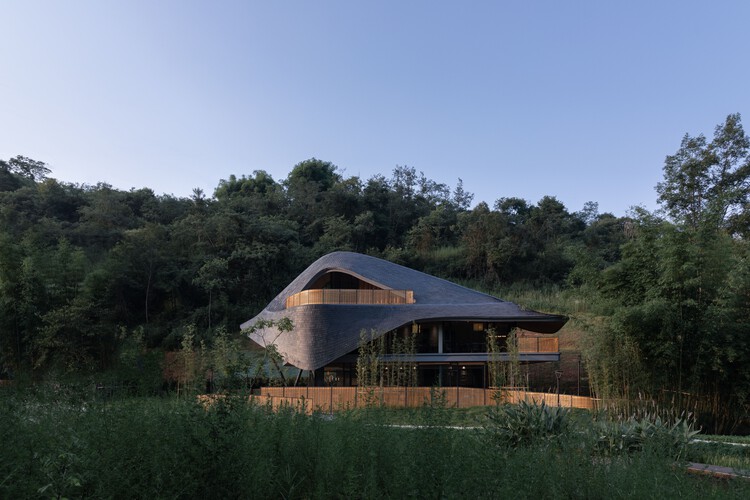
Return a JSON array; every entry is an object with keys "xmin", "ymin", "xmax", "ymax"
[{"xmin": 1, "ymin": 113, "xmax": 749, "ymax": 432}]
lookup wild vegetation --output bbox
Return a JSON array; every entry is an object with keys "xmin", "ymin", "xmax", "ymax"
[
  {"xmin": 2, "ymin": 387, "xmax": 749, "ymax": 499},
  {"xmin": 1, "ymin": 114, "xmax": 750, "ymax": 432}
]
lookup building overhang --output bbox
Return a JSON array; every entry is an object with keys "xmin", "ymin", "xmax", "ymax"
[{"xmin": 333, "ymin": 352, "xmax": 561, "ymax": 364}]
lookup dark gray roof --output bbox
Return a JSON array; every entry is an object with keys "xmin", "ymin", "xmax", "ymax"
[{"xmin": 241, "ymin": 251, "xmax": 567, "ymax": 370}]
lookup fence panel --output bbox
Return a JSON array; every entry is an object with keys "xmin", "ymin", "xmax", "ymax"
[{"xmin": 255, "ymin": 386, "xmax": 598, "ymax": 411}]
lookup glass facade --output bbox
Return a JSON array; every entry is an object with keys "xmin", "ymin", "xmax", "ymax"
[
  {"xmin": 318, "ymin": 321, "xmax": 534, "ymax": 388},
  {"xmin": 383, "ymin": 321, "xmax": 512, "ymax": 354}
]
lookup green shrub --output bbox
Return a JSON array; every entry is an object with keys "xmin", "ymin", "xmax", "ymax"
[
  {"xmin": 591, "ymin": 413, "xmax": 699, "ymax": 459},
  {"xmin": 485, "ymin": 400, "xmax": 571, "ymax": 448}
]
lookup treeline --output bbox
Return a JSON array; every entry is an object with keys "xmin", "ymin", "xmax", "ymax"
[
  {"xmin": 2, "ymin": 114, "xmax": 750, "ymax": 431},
  {"xmin": 0, "ymin": 156, "xmax": 615, "ymax": 374}
]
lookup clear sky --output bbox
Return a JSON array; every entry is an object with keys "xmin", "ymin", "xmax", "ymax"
[{"xmin": 2, "ymin": 1, "xmax": 748, "ymax": 216}]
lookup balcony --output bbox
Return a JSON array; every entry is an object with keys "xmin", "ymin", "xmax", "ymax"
[
  {"xmin": 517, "ymin": 336, "xmax": 559, "ymax": 353},
  {"xmin": 285, "ymin": 289, "xmax": 415, "ymax": 308},
  {"xmin": 442, "ymin": 336, "xmax": 559, "ymax": 354}
]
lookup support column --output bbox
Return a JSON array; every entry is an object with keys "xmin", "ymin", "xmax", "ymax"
[
  {"xmin": 455, "ymin": 364, "xmax": 460, "ymax": 408},
  {"xmin": 438, "ymin": 323, "xmax": 444, "ymax": 354}
]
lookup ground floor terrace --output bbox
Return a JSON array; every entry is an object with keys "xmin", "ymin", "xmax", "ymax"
[{"xmin": 286, "ymin": 320, "xmax": 561, "ymax": 389}]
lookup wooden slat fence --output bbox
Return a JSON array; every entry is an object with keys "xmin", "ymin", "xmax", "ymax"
[
  {"xmin": 502, "ymin": 388, "xmax": 599, "ymax": 410},
  {"xmin": 256, "ymin": 386, "xmax": 599, "ymax": 412}
]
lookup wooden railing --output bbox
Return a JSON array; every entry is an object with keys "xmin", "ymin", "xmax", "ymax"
[
  {"xmin": 285, "ymin": 289, "xmax": 415, "ymax": 308},
  {"xmin": 517, "ymin": 337, "xmax": 559, "ymax": 353}
]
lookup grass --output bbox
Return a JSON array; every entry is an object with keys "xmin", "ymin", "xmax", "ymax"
[
  {"xmin": 701, "ymin": 434, "xmax": 750, "ymax": 445},
  {"xmin": 688, "ymin": 437, "xmax": 750, "ymax": 471},
  {"xmin": 466, "ymin": 282, "xmax": 592, "ymax": 317},
  {"xmin": 688, "ymin": 441, "xmax": 750, "ymax": 471},
  {"xmin": 2, "ymin": 386, "xmax": 750, "ymax": 499},
  {"xmin": 346, "ymin": 404, "xmax": 490, "ymax": 427}
]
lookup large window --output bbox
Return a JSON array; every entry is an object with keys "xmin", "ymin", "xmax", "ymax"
[
  {"xmin": 443, "ymin": 322, "xmax": 510, "ymax": 353},
  {"xmin": 388, "ymin": 323, "xmax": 440, "ymax": 353},
  {"xmin": 418, "ymin": 365, "xmax": 485, "ymax": 388},
  {"xmin": 308, "ymin": 271, "xmax": 378, "ymax": 290}
]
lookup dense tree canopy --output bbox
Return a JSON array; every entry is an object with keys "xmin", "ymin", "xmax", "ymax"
[
  {"xmin": 0, "ymin": 157, "xmax": 608, "ymax": 375},
  {"xmin": 588, "ymin": 114, "xmax": 750, "ymax": 432}
]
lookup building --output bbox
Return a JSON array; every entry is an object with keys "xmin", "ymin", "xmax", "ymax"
[{"xmin": 241, "ymin": 251, "xmax": 567, "ymax": 387}]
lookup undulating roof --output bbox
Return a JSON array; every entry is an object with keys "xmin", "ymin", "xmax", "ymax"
[{"xmin": 240, "ymin": 251, "xmax": 567, "ymax": 371}]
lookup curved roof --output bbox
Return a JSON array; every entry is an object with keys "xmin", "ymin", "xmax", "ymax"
[{"xmin": 241, "ymin": 251, "xmax": 567, "ymax": 370}]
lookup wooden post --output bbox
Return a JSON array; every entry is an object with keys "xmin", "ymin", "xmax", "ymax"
[
  {"xmin": 483, "ymin": 363, "xmax": 487, "ymax": 406},
  {"xmin": 455, "ymin": 365, "xmax": 459, "ymax": 408}
]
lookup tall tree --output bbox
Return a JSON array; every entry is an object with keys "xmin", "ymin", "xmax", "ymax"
[
  {"xmin": 594, "ymin": 114, "xmax": 750, "ymax": 431},
  {"xmin": 656, "ymin": 113, "xmax": 750, "ymax": 231},
  {"xmin": 285, "ymin": 158, "xmax": 341, "ymax": 243},
  {"xmin": 6, "ymin": 156, "xmax": 51, "ymax": 182}
]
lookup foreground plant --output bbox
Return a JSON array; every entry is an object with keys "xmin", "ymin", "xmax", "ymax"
[
  {"xmin": 592, "ymin": 412, "xmax": 700, "ymax": 460},
  {"xmin": 485, "ymin": 400, "xmax": 571, "ymax": 448},
  {"xmin": 2, "ymin": 389, "xmax": 748, "ymax": 499}
]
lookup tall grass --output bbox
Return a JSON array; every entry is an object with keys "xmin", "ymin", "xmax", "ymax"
[
  {"xmin": 1, "ymin": 388, "xmax": 748, "ymax": 499},
  {"xmin": 688, "ymin": 441, "xmax": 750, "ymax": 471},
  {"xmin": 461, "ymin": 281, "xmax": 591, "ymax": 317}
]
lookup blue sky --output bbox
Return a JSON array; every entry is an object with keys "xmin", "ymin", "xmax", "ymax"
[{"xmin": 1, "ymin": 1, "xmax": 748, "ymax": 216}]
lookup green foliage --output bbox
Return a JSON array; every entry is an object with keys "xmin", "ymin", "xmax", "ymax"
[
  {"xmin": 594, "ymin": 207, "xmax": 750, "ymax": 431},
  {"xmin": 4, "ymin": 155, "xmax": 51, "ymax": 182},
  {"xmin": 486, "ymin": 400, "xmax": 571, "ymax": 448},
  {"xmin": 485, "ymin": 400, "xmax": 699, "ymax": 463},
  {"xmin": 591, "ymin": 413, "xmax": 699, "ymax": 460},
  {"xmin": 486, "ymin": 326, "xmax": 521, "ymax": 393},
  {"xmin": 656, "ymin": 113, "xmax": 750, "ymax": 232},
  {"xmin": 0, "ymin": 152, "xmax": 601, "ymax": 380},
  {"xmin": 244, "ymin": 317, "xmax": 295, "ymax": 387},
  {"xmin": 111, "ymin": 326, "xmax": 163, "ymax": 395},
  {"xmin": 688, "ymin": 440, "xmax": 750, "ymax": 470},
  {"xmin": 3, "ymin": 391, "xmax": 748, "ymax": 499},
  {"xmin": 386, "ymin": 329, "xmax": 417, "ymax": 387},
  {"xmin": 3, "ymin": 117, "xmax": 750, "ymax": 435},
  {"xmin": 356, "ymin": 329, "xmax": 384, "ymax": 408},
  {"xmin": 486, "ymin": 327, "xmax": 504, "ymax": 389},
  {"xmin": 580, "ymin": 115, "xmax": 750, "ymax": 432}
]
